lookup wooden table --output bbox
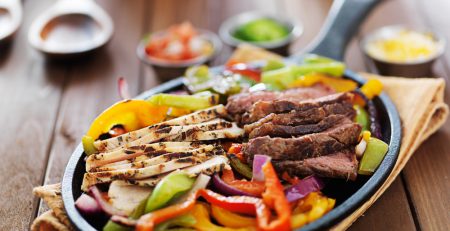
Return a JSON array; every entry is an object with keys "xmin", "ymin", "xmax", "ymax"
[{"xmin": 1, "ymin": 0, "xmax": 448, "ymax": 230}]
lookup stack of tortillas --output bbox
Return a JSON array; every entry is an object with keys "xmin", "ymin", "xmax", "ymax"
[{"xmin": 31, "ymin": 44, "xmax": 449, "ymax": 231}]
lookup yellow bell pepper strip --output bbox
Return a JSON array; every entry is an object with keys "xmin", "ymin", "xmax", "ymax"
[
  {"xmin": 145, "ymin": 171, "xmax": 195, "ymax": 213},
  {"xmin": 358, "ymin": 137, "xmax": 389, "ymax": 175},
  {"xmin": 193, "ymin": 203, "xmax": 255, "ymax": 231},
  {"xmin": 137, "ymin": 189, "xmax": 270, "ymax": 231},
  {"xmin": 291, "ymin": 192, "xmax": 335, "ymax": 229},
  {"xmin": 86, "ymin": 99, "xmax": 168, "ymax": 140},
  {"xmin": 147, "ymin": 92, "xmax": 219, "ymax": 110},
  {"xmin": 288, "ymin": 73, "xmax": 357, "ymax": 92},
  {"xmin": 260, "ymin": 161, "xmax": 292, "ymax": 231},
  {"xmin": 211, "ymin": 205, "xmax": 257, "ymax": 228},
  {"xmin": 360, "ymin": 79, "xmax": 383, "ymax": 100},
  {"xmin": 154, "ymin": 214, "xmax": 196, "ymax": 231}
]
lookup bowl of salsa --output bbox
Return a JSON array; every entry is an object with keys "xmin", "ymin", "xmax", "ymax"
[
  {"xmin": 137, "ymin": 22, "xmax": 222, "ymax": 81},
  {"xmin": 219, "ymin": 11, "xmax": 302, "ymax": 55}
]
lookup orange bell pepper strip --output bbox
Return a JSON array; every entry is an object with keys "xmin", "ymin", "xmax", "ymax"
[
  {"xmin": 136, "ymin": 189, "xmax": 271, "ymax": 231},
  {"xmin": 221, "ymin": 169, "xmax": 265, "ymax": 197},
  {"xmin": 260, "ymin": 161, "xmax": 292, "ymax": 231},
  {"xmin": 288, "ymin": 73, "xmax": 358, "ymax": 92}
]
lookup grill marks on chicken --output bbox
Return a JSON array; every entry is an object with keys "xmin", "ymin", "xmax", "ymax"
[{"xmin": 81, "ymin": 105, "xmax": 241, "ymax": 191}]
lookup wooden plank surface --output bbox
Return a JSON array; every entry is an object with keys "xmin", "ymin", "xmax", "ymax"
[
  {"xmin": 0, "ymin": 0, "xmax": 67, "ymax": 229},
  {"xmin": 0, "ymin": 0, "xmax": 448, "ymax": 230}
]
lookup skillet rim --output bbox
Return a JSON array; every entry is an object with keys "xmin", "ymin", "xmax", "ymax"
[{"xmin": 61, "ymin": 69, "xmax": 401, "ymax": 231}]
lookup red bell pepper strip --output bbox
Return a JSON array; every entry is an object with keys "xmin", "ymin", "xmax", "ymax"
[
  {"xmin": 221, "ymin": 169, "xmax": 265, "ymax": 197},
  {"xmin": 228, "ymin": 144, "xmax": 246, "ymax": 163},
  {"xmin": 136, "ymin": 189, "xmax": 270, "ymax": 231},
  {"xmin": 260, "ymin": 162, "xmax": 292, "ymax": 231},
  {"xmin": 226, "ymin": 61, "xmax": 262, "ymax": 82}
]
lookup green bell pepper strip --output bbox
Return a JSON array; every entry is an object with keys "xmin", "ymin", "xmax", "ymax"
[
  {"xmin": 358, "ymin": 137, "xmax": 389, "ymax": 175},
  {"xmin": 261, "ymin": 62, "xmax": 346, "ymax": 90},
  {"xmin": 147, "ymin": 92, "xmax": 219, "ymax": 111},
  {"xmin": 261, "ymin": 66, "xmax": 296, "ymax": 90},
  {"xmin": 291, "ymin": 62, "xmax": 345, "ymax": 77},
  {"xmin": 103, "ymin": 220, "xmax": 132, "ymax": 231},
  {"xmin": 82, "ymin": 135, "xmax": 97, "ymax": 155},
  {"xmin": 262, "ymin": 59, "xmax": 285, "ymax": 72},
  {"xmin": 154, "ymin": 214, "xmax": 196, "ymax": 231},
  {"xmin": 354, "ymin": 105, "xmax": 370, "ymax": 132},
  {"xmin": 229, "ymin": 154, "xmax": 253, "ymax": 180},
  {"xmin": 145, "ymin": 171, "xmax": 195, "ymax": 213}
]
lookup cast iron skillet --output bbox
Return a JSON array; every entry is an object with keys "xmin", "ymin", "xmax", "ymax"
[{"xmin": 62, "ymin": 0, "xmax": 401, "ymax": 230}]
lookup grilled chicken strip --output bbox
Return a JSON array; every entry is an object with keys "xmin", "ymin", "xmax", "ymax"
[
  {"xmin": 82, "ymin": 155, "xmax": 208, "ymax": 191},
  {"xmin": 94, "ymin": 104, "xmax": 229, "ymax": 152},
  {"xmin": 86, "ymin": 142, "xmax": 209, "ymax": 171},
  {"xmin": 118, "ymin": 155, "xmax": 230, "ymax": 188}
]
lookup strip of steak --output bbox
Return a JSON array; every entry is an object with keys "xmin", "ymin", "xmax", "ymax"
[
  {"xmin": 243, "ymin": 118, "xmax": 361, "ymax": 162},
  {"xmin": 248, "ymin": 114, "xmax": 349, "ymax": 138},
  {"xmin": 242, "ymin": 92, "xmax": 354, "ymax": 124},
  {"xmin": 225, "ymin": 84, "xmax": 334, "ymax": 121},
  {"xmin": 272, "ymin": 150, "xmax": 358, "ymax": 180},
  {"xmin": 243, "ymin": 102, "xmax": 355, "ymax": 134}
]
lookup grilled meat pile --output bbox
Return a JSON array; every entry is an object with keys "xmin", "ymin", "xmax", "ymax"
[{"xmin": 226, "ymin": 85, "xmax": 362, "ymax": 180}]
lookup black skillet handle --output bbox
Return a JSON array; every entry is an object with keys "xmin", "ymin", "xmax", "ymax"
[{"xmin": 292, "ymin": 0, "xmax": 381, "ymax": 61}]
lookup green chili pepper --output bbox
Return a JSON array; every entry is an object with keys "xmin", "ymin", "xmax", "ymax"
[
  {"xmin": 82, "ymin": 135, "xmax": 97, "ymax": 155},
  {"xmin": 145, "ymin": 171, "xmax": 195, "ymax": 213},
  {"xmin": 358, "ymin": 137, "xmax": 389, "ymax": 175},
  {"xmin": 154, "ymin": 214, "xmax": 197, "ymax": 231},
  {"xmin": 229, "ymin": 154, "xmax": 252, "ymax": 180},
  {"xmin": 354, "ymin": 105, "xmax": 370, "ymax": 132},
  {"xmin": 147, "ymin": 92, "xmax": 219, "ymax": 111}
]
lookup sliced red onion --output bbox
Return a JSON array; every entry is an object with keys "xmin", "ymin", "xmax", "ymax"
[
  {"xmin": 284, "ymin": 176, "xmax": 325, "ymax": 202},
  {"xmin": 75, "ymin": 193, "xmax": 102, "ymax": 215},
  {"xmin": 252, "ymin": 155, "xmax": 271, "ymax": 182},
  {"xmin": 118, "ymin": 77, "xmax": 131, "ymax": 100},
  {"xmin": 89, "ymin": 186, "xmax": 127, "ymax": 217},
  {"xmin": 212, "ymin": 173, "xmax": 253, "ymax": 196}
]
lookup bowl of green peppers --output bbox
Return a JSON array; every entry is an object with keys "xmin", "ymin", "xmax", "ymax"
[{"xmin": 219, "ymin": 11, "xmax": 303, "ymax": 55}]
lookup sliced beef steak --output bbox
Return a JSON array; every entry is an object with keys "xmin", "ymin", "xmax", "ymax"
[
  {"xmin": 225, "ymin": 84, "xmax": 334, "ymax": 122},
  {"xmin": 273, "ymin": 150, "xmax": 358, "ymax": 180},
  {"xmin": 248, "ymin": 114, "xmax": 349, "ymax": 138},
  {"xmin": 244, "ymin": 102, "xmax": 355, "ymax": 134},
  {"xmin": 242, "ymin": 92, "xmax": 354, "ymax": 124},
  {"xmin": 243, "ymin": 118, "xmax": 361, "ymax": 162}
]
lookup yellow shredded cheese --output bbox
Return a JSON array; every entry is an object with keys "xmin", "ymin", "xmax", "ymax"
[{"xmin": 366, "ymin": 29, "xmax": 438, "ymax": 62}]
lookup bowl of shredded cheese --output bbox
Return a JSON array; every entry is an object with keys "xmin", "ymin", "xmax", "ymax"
[{"xmin": 361, "ymin": 25, "xmax": 445, "ymax": 77}]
